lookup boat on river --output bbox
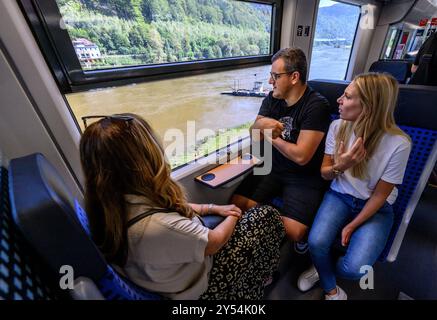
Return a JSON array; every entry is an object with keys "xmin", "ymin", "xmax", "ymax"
[{"xmin": 221, "ymin": 81, "xmax": 269, "ymax": 98}]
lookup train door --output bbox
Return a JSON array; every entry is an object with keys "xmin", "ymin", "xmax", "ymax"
[{"xmin": 380, "ymin": 1, "xmax": 437, "ymax": 61}]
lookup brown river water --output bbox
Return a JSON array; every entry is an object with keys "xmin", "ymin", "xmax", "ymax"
[{"xmin": 67, "ymin": 65, "xmax": 272, "ymax": 141}]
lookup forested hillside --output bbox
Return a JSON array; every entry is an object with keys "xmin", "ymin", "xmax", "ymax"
[
  {"xmin": 56, "ymin": 0, "xmax": 272, "ymax": 68},
  {"xmin": 314, "ymin": 3, "xmax": 360, "ymax": 45}
]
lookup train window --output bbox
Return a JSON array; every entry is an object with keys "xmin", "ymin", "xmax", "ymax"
[
  {"xmin": 67, "ymin": 64, "xmax": 271, "ymax": 169},
  {"xmin": 57, "ymin": 0, "xmax": 273, "ymax": 71},
  {"xmin": 19, "ymin": 0, "xmax": 281, "ymax": 170},
  {"xmin": 308, "ymin": 0, "xmax": 360, "ymax": 80},
  {"xmin": 20, "ymin": 0, "xmax": 282, "ymax": 91}
]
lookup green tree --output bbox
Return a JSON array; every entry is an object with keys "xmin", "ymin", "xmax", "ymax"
[
  {"xmin": 142, "ymin": 0, "xmax": 170, "ymax": 22},
  {"xmin": 168, "ymin": 0, "xmax": 185, "ymax": 21},
  {"xmin": 128, "ymin": 25, "xmax": 143, "ymax": 48},
  {"xmin": 58, "ymin": 0, "xmax": 273, "ymax": 67}
]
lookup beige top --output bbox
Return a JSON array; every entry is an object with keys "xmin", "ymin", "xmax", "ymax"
[{"xmin": 122, "ymin": 194, "xmax": 212, "ymax": 300}]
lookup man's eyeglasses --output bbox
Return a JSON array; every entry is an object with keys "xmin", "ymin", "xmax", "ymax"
[
  {"xmin": 81, "ymin": 115, "xmax": 134, "ymax": 129},
  {"xmin": 269, "ymin": 71, "xmax": 295, "ymax": 81}
]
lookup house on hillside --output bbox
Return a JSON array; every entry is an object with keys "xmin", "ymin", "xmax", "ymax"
[{"xmin": 73, "ymin": 38, "xmax": 101, "ymax": 66}]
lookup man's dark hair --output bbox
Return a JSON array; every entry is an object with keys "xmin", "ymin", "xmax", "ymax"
[{"xmin": 272, "ymin": 48, "xmax": 308, "ymax": 84}]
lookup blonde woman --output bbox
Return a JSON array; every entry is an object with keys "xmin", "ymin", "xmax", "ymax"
[
  {"xmin": 80, "ymin": 113, "xmax": 285, "ymax": 300},
  {"xmin": 297, "ymin": 73, "xmax": 411, "ymax": 300}
]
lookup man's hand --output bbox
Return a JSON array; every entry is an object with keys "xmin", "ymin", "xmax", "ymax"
[
  {"xmin": 411, "ymin": 64, "xmax": 418, "ymax": 74},
  {"xmin": 254, "ymin": 117, "xmax": 284, "ymax": 139}
]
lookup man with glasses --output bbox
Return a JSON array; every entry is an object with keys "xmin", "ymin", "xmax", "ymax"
[{"xmin": 232, "ymin": 48, "xmax": 331, "ymax": 250}]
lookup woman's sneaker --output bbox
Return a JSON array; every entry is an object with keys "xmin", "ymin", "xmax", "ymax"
[
  {"xmin": 297, "ymin": 264, "xmax": 319, "ymax": 291},
  {"xmin": 325, "ymin": 286, "xmax": 347, "ymax": 300}
]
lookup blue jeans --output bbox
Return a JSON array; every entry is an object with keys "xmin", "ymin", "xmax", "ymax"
[{"xmin": 308, "ymin": 189, "xmax": 394, "ymax": 293}]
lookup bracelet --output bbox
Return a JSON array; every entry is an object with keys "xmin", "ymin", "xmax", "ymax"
[
  {"xmin": 332, "ymin": 165, "xmax": 344, "ymax": 176},
  {"xmin": 207, "ymin": 203, "xmax": 214, "ymax": 215}
]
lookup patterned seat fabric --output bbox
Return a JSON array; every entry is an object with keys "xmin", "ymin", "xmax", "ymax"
[
  {"xmin": 379, "ymin": 126, "xmax": 437, "ymax": 260},
  {"xmin": 98, "ymin": 266, "xmax": 162, "ymax": 300},
  {"xmin": 0, "ymin": 167, "xmax": 57, "ymax": 300}
]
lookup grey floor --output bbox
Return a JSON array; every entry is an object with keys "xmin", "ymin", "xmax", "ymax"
[{"xmin": 264, "ymin": 185, "xmax": 437, "ymax": 300}]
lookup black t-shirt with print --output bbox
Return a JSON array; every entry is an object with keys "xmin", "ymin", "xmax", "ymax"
[{"xmin": 258, "ymin": 86, "xmax": 331, "ymax": 177}]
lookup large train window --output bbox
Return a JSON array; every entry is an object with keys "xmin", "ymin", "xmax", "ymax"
[
  {"xmin": 67, "ymin": 65, "xmax": 270, "ymax": 169},
  {"xmin": 58, "ymin": 0, "xmax": 273, "ymax": 71},
  {"xmin": 308, "ymin": 0, "xmax": 360, "ymax": 80},
  {"xmin": 20, "ymin": 0, "xmax": 281, "ymax": 170}
]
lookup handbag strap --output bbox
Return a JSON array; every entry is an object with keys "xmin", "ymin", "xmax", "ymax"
[
  {"xmin": 127, "ymin": 208, "xmax": 171, "ymax": 228},
  {"xmin": 127, "ymin": 208, "xmax": 208, "ymax": 229}
]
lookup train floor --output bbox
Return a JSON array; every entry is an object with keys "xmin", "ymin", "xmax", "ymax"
[{"xmin": 264, "ymin": 185, "xmax": 437, "ymax": 300}]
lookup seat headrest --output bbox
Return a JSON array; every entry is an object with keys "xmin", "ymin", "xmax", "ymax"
[
  {"xmin": 396, "ymin": 84, "xmax": 437, "ymax": 131},
  {"xmin": 8, "ymin": 153, "xmax": 107, "ymax": 280},
  {"xmin": 309, "ymin": 79, "xmax": 437, "ymax": 131},
  {"xmin": 308, "ymin": 79, "xmax": 348, "ymax": 115},
  {"xmin": 369, "ymin": 60, "xmax": 411, "ymax": 84}
]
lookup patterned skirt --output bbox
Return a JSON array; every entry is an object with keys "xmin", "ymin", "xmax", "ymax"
[{"xmin": 199, "ymin": 205, "xmax": 285, "ymax": 300}]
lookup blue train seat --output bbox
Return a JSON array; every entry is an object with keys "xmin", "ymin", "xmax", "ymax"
[
  {"xmin": 368, "ymin": 60, "xmax": 412, "ymax": 84},
  {"xmin": 306, "ymin": 79, "xmax": 437, "ymax": 262},
  {"xmin": 0, "ymin": 164, "xmax": 59, "ymax": 300},
  {"xmin": 8, "ymin": 153, "xmax": 162, "ymax": 300}
]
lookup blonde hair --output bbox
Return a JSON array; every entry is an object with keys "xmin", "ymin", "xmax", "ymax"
[
  {"xmin": 335, "ymin": 73, "xmax": 410, "ymax": 178},
  {"xmin": 80, "ymin": 113, "xmax": 194, "ymax": 266}
]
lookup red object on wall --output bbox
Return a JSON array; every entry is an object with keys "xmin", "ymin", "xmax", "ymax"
[
  {"xmin": 419, "ymin": 18, "xmax": 429, "ymax": 27},
  {"xmin": 431, "ymin": 18, "xmax": 437, "ymax": 26},
  {"xmin": 400, "ymin": 33, "xmax": 409, "ymax": 44}
]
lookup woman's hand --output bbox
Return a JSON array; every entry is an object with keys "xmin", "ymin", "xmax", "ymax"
[
  {"xmin": 341, "ymin": 224, "xmax": 356, "ymax": 247},
  {"xmin": 211, "ymin": 204, "xmax": 242, "ymax": 219},
  {"xmin": 335, "ymin": 137, "xmax": 366, "ymax": 172}
]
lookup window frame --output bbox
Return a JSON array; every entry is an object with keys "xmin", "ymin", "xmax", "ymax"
[
  {"xmin": 343, "ymin": 2, "xmax": 360, "ymax": 81},
  {"xmin": 18, "ymin": 0, "xmax": 283, "ymax": 93}
]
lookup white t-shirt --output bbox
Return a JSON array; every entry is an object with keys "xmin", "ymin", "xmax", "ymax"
[
  {"xmin": 325, "ymin": 119, "xmax": 411, "ymax": 204},
  {"xmin": 122, "ymin": 194, "xmax": 212, "ymax": 300}
]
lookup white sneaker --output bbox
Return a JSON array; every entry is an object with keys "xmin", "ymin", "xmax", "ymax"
[
  {"xmin": 297, "ymin": 265, "xmax": 319, "ymax": 291},
  {"xmin": 325, "ymin": 286, "xmax": 348, "ymax": 300}
]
